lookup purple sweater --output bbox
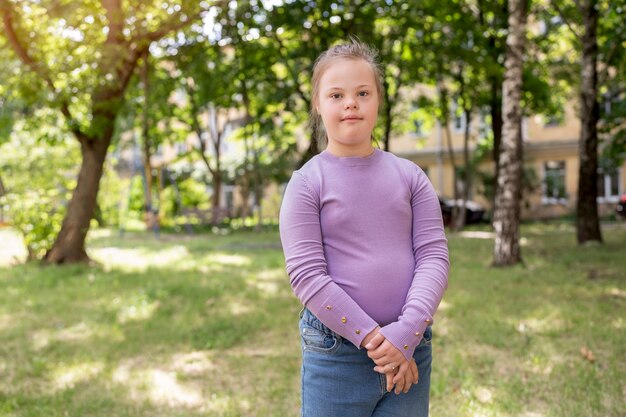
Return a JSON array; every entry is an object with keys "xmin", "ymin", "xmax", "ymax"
[{"xmin": 279, "ymin": 148, "xmax": 449, "ymax": 360}]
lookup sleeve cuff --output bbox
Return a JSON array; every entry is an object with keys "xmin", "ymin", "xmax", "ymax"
[
  {"xmin": 379, "ymin": 313, "xmax": 433, "ymax": 361},
  {"xmin": 308, "ymin": 289, "xmax": 379, "ymax": 348}
]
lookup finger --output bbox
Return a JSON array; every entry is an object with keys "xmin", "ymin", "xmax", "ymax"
[
  {"xmin": 373, "ymin": 365, "xmax": 387, "ymax": 374},
  {"xmin": 402, "ymin": 368, "xmax": 413, "ymax": 394},
  {"xmin": 373, "ymin": 362, "xmax": 397, "ymax": 374},
  {"xmin": 405, "ymin": 359, "xmax": 415, "ymax": 383},
  {"xmin": 370, "ymin": 354, "xmax": 392, "ymax": 365},
  {"xmin": 367, "ymin": 348, "xmax": 386, "ymax": 360},
  {"xmin": 386, "ymin": 372, "xmax": 394, "ymax": 392},
  {"xmin": 367, "ymin": 343, "xmax": 396, "ymax": 360},
  {"xmin": 392, "ymin": 363, "xmax": 409, "ymax": 385},
  {"xmin": 365, "ymin": 333, "xmax": 385, "ymax": 350},
  {"xmin": 394, "ymin": 377, "xmax": 405, "ymax": 395},
  {"xmin": 410, "ymin": 359, "xmax": 419, "ymax": 384}
]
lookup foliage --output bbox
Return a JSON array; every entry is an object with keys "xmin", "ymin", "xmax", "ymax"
[
  {"xmin": 475, "ymin": 164, "xmax": 539, "ymax": 210},
  {"xmin": 0, "ymin": 116, "xmax": 80, "ymax": 258},
  {"xmin": 95, "ymin": 163, "xmax": 128, "ymax": 228},
  {"xmin": 1, "ymin": 0, "xmax": 626, "ymax": 256}
]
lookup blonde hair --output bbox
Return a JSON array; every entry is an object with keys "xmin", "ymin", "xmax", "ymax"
[{"xmin": 310, "ymin": 39, "xmax": 384, "ymax": 147}]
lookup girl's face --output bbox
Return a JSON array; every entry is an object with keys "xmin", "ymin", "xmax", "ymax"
[{"xmin": 316, "ymin": 58, "xmax": 379, "ymax": 156}]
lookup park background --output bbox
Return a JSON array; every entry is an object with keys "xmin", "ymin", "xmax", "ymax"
[{"xmin": 0, "ymin": 0, "xmax": 625, "ymax": 416}]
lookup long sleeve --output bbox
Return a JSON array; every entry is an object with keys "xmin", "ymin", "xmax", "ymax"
[
  {"xmin": 379, "ymin": 167, "xmax": 450, "ymax": 361},
  {"xmin": 279, "ymin": 172, "xmax": 379, "ymax": 348}
]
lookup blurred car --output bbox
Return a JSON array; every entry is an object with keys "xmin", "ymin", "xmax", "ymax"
[
  {"xmin": 616, "ymin": 193, "xmax": 626, "ymax": 219},
  {"xmin": 438, "ymin": 196, "xmax": 486, "ymax": 226}
]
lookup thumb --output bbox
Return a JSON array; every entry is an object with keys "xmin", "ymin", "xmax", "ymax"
[{"xmin": 365, "ymin": 333, "xmax": 385, "ymax": 350}]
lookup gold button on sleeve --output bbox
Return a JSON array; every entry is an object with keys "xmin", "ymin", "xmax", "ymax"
[
  {"xmin": 326, "ymin": 305, "xmax": 332, "ymax": 310},
  {"xmin": 355, "ymin": 330, "xmax": 361, "ymax": 335},
  {"xmin": 425, "ymin": 318, "xmax": 432, "ymax": 324},
  {"xmin": 415, "ymin": 332, "xmax": 420, "ymax": 337},
  {"xmin": 341, "ymin": 317, "xmax": 347, "ymax": 323},
  {"xmin": 403, "ymin": 344, "xmax": 409, "ymax": 350}
]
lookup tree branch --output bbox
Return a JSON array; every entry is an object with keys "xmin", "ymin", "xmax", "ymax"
[
  {"xmin": 129, "ymin": 10, "xmax": 205, "ymax": 49},
  {"xmin": 273, "ymin": 32, "xmax": 311, "ymax": 107},
  {"xmin": 102, "ymin": 0, "xmax": 124, "ymax": 45},
  {"xmin": 1, "ymin": 0, "xmax": 86, "ymax": 142},
  {"xmin": 550, "ymin": 0, "xmax": 583, "ymax": 41},
  {"xmin": 573, "ymin": 0, "xmax": 584, "ymax": 15}
]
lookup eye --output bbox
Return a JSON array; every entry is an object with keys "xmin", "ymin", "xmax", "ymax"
[
  {"xmin": 358, "ymin": 91, "xmax": 369, "ymax": 97},
  {"xmin": 330, "ymin": 93, "xmax": 343, "ymax": 99}
]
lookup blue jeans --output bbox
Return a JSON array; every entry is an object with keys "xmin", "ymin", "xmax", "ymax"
[{"xmin": 300, "ymin": 308, "xmax": 432, "ymax": 417}]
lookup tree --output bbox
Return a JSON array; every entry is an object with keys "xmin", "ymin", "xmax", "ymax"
[
  {"xmin": 171, "ymin": 40, "xmax": 241, "ymax": 223},
  {"xmin": 548, "ymin": 0, "xmax": 626, "ymax": 243},
  {"xmin": 576, "ymin": 0, "xmax": 603, "ymax": 243},
  {"xmin": 493, "ymin": 0, "xmax": 527, "ymax": 266},
  {"xmin": 0, "ymin": 0, "xmax": 207, "ymax": 263}
]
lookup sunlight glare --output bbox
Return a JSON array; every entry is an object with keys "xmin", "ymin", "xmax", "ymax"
[
  {"xmin": 171, "ymin": 351, "xmax": 217, "ymax": 375},
  {"xmin": 149, "ymin": 369, "xmax": 203, "ymax": 407},
  {"xmin": 91, "ymin": 245, "xmax": 191, "ymax": 272},
  {"xmin": 52, "ymin": 361, "xmax": 104, "ymax": 391},
  {"xmin": 458, "ymin": 231, "xmax": 495, "ymax": 239},
  {"xmin": 203, "ymin": 253, "xmax": 251, "ymax": 266}
]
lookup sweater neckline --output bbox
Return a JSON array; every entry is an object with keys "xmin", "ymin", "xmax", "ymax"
[{"xmin": 319, "ymin": 148, "xmax": 383, "ymax": 167}]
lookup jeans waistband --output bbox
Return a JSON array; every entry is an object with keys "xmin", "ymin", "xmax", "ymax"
[{"xmin": 300, "ymin": 307, "xmax": 342, "ymax": 339}]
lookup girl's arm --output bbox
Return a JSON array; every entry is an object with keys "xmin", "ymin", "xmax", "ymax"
[
  {"xmin": 279, "ymin": 171, "xmax": 379, "ymax": 348},
  {"xmin": 378, "ymin": 166, "xmax": 450, "ymax": 361}
]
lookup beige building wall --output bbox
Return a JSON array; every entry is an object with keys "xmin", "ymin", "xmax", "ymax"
[{"xmin": 392, "ymin": 97, "xmax": 625, "ymax": 220}]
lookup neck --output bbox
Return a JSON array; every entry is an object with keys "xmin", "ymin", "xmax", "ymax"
[{"xmin": 326, "ymin": 141, "xmax": 375, "ymax": 158}]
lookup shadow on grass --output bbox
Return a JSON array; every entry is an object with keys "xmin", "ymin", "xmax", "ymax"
[
  {"xmin": 0, "ymin": 229, "xmax": 301, "ymax": 417},
  {"xmin": 1, "ymin": 225, "xmax": 625, "ymax": 417}
]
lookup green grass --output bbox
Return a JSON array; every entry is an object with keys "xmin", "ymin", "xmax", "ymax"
[{"xmin": 0, "ymin": 223, "xmax": 624, "ymax": 417}]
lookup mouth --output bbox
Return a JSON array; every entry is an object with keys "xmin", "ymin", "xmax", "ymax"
[{"xmin": 341, "ymin": 115, "xmax": 363, "ymax": 121}]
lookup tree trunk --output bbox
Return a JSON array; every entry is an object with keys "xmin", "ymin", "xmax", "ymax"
[
  {"xmin": 491, "ymin": 77, "xmax": 504, "ymax": 205},
  {"xmin": 297, "ymin": 130, "xmax": 319, "ymax": 169},
  {"xmin": 207, "ymin": 105, "xmax": 224, "ymax": 225},
  {"xmin": 251, "ymin": 135, "xmax": 264, "ymax": 232},
  {"xmin": 454, "ymin": 106, "xmax": 473, "ymax": 230},
  {"xmin": 44, "ymin": 137, "xmax": 110, "ymax": 263},
  {"xmin": 141, "ymin": 52, "xmax": 154, "ymax": 217},
  {"xmin": 238, "ymin": 171, "xmax": 251, "ymax": 218},
  {"xmin": 382, "ymin": 96, "xmax": 392, "ymax": 152},
  {"xmin": 382, "ymin": 78, "xmax": 393, "ymax": 152},
  {"xmin": 438, "ymin": 82, "xmax": 461, "ymax": 231},
  {"xmin": 212, "ymin": 170, "xmax": 222, "ymax": 224},
  {"xmin": 493, "ymin": 0, "xmax": 526, "ymax": 266},
  {"xmin": 576, "ymin": 0, "xmax": 603, "ymax": 244}
]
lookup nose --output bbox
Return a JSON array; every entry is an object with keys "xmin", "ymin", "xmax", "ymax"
[{"xmin": 344, "ymin": 98, "xmax": 358, "ymax": 109}]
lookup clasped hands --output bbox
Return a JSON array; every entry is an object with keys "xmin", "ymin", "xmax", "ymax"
[{"xmin": 361, "ymin": 326, "xmax": 419, "ymax": 395}]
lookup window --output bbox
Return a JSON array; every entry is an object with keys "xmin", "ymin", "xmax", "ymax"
[
  {"xmin": 543, "ymin": 115, "xmax": 562, "ymax": 127},
  {"xmin": 597, "ymin": 168, "xmax": 622, "ymax": 202},
  {"xmin": 413, "ymin": 119, "xmax": 425, "ymax": 137},
  {"xmin": 452, "ymin": 101, "xmax": 466, "ymax": 133},
  {"xmin": 542, "ymin": 161, "xmax": 567, "ymax": 204}
]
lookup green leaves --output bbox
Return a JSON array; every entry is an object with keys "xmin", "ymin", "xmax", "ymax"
[{"xmin": 0, "ymin": 120, "xmax": 80, "ymax": 258}]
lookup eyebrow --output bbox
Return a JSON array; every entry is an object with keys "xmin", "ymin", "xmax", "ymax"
[{"xmin": 325, "ymin": 84, "xmax": 373, "ymax": 91}]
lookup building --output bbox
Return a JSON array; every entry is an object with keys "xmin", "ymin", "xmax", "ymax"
[{"xmin": 392, "ymin": 100, "xmax": 625, "ymax": 220}]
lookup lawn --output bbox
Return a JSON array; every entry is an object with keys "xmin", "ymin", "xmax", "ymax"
[{"xmin": 0, "ymin": 223, "xmax": 624, "ymax": 417}]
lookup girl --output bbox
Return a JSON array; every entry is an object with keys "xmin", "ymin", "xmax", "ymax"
[{"xmin": 279, "ymin": 40, "xmax": 449, "ymax": 417}]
